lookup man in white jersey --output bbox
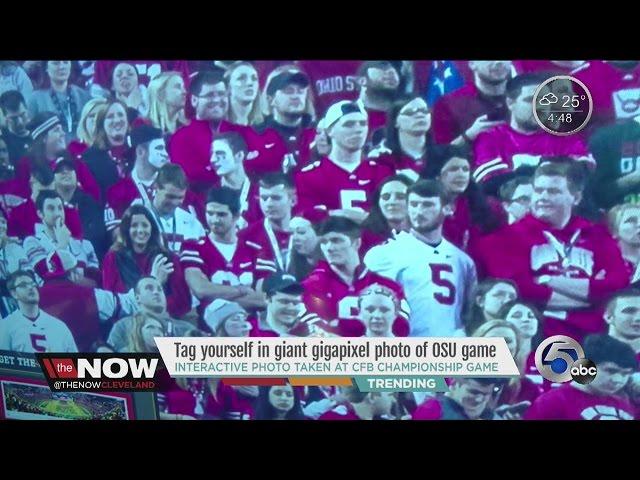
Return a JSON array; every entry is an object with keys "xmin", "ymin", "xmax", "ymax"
[
  {"xmin": 0, "ymin": 270, "xmax": 77, "ymax": 352},
  {"xmin": 364, "ymin": 179, "xmax": 477, "ymax": 337}
]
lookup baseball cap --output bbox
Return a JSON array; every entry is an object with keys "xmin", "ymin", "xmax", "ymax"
[
  {"xmin": 323, "ymin": 100, "xmax": 367, "ymax": 129},
  {"xmin": 266, "ymin": 71, "xmax": 309, "ymax": 97},
  {"xmin": 203, "ymin": 299, "xmax": 247, "ymax": 333},
  {"xmin": 53, "ymin": 156, "xmax": 76, "ymax": 174},
  {"xmin": 263, "ymin": 272, "xmax": 303, "ymax": 296}
]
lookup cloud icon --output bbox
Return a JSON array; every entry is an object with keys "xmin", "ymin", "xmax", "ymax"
[{"xmin": 539, "ymin": 93, "xmax": 558, "ymax": 106}]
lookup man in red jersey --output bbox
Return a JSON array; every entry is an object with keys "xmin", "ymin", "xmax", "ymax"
[
  {"xmin": 168, "ymin": 70, "xmax": 263, "ymax": 198},
  {"xmin": 475, "ymin": 161, "xmax": 629, "ymax": 342},
  {"xmin": 472, "ymin": 73, "xmax": 593, "ymax": 195},
  {"xmin": 254, "ymin": 70, "xmax": 317, "ymax": 174},
  {"xmin": 525, "ymin": 334, "xmax": 637, "ymax": 420},
  {"xmin": 294, "ymin": 100, "xmax": 393, "ymax": 224},
  {"xmin": 181, "ymin": 186, "xmax": 265, "ymax": 318},
  {"xmin": 302, "ymin": 216, "xmax": 410, "ymax": 337},
  {"xmin": 242, "ymin": 173, "xmax": 296, "ymax": 285},
  {"xmin": 431, "ymin": 60, "xmax": 512, "ymax": 145}
]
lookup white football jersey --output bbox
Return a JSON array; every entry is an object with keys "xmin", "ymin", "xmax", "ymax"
[
  {"xmin": 364, "ymin": 231, "xmax": 477, "ymax": 337},
  {"xmin": 0, "ymin": 309, "xmax": 77, "ymax": 353}
]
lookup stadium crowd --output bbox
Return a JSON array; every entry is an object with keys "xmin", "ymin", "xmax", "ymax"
[{"xmin": 0, "ymin": 59, "xmax": 639, "ymax": 420}]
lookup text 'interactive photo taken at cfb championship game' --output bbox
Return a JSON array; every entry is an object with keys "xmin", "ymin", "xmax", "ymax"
[{"xmin": 0, "ymin": 59, "xmax": 639, "ymax": 422}]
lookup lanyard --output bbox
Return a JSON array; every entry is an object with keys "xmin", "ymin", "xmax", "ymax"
[
  {"xmin": 150, "ymin": 202, "xmax": 177, "ymax": 252},
  {"xmin": 238, "ymin": 179, "xmax": 251, "ymax": 216},
  {"xmin": 131, "ymin": 169, "xmax": 156, "ymax": 209},
  {"xmin": 264, "ymin": 219, "xmax": 292, "ymax": 272},
  {"xmin": 543, "ymin": 229, "xmax": 581, "ymax": 269}
]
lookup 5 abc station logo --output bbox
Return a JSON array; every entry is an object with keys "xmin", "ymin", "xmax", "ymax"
[{"xmin": 535, "ymin": 335, "xmax": 597, "ymax": 384}]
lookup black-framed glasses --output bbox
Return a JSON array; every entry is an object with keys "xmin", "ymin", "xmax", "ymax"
[{"xmin": 13, "ymin": 282, "xmax": 37, "ymax": 290}]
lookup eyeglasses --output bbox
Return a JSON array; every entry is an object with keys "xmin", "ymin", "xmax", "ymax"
[
  {"xmin": 399, "ymin": 107, "xmax": 430, "ymax": 117},
  {"xmin": 13, "ymin": 282, "xmax": 37, "ymax": 290}
]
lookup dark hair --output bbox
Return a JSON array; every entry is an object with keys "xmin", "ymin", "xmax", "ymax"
[
  {"xmin": 109, "ymin": 62, "xmax": 139, "ymax": 90},
  {"xmin": 189, "ymin": 70, "xmax": 226, "ymax": 96},
  {"xmin": 497, "ymin": 298, "xmax": 544, "ymax": 349},
  {"xmin": 361, "ymin": 174, "xmax": 413, "ymax": 236},
  {"xmin": 506, "ymin": 73, "xmax": 550, "ymax": 100},
  {"xmin": 206, "ymin": 186, "xmax": 241, "ymax": 216},
  {"xmin": 258, "ymin": 172, "xmax": 294, "ymax": 190},
  {"xmin": 6, "ymin": 270, "xmax": 37, "ymax": 291},
  {"xmin": 582, "ymin": 334, "xmax": 638, "ymax": 371},
  {"xmin": 534, "ymin": 159, "xmax": 586, "ymax": 194},
  {"xmin": 422, "ymin": 145, "xmax": 504, "ymax": 233},
  {"xmin": 94, "ymin": 99, "xmax": 129, "ymax": 150},
  {"xmin": 156, "ymin": 163, "xmax": 188, "ymax": 190},
  {"xmin": 499, "ymin": 175, "xmax": 533, "ymax": 202},
  {"xmin": 407, "ymin": 179, "xmax": 447, "ymax": 203},
  {"xmin": 0, "ymin": 90, "xmax": 26, "ymax": 114},
  {"xmin": 384, "ymin": 95, "xmax": 432, "ymax": 156},
  {"xmin": 115, "ymin": 204, "xmax": 165, "ymax": 254},
  {"xmin": 35, "ymin": 190, "xmax": 63, "ymax": 213},
  {"xmin": 254, "ymin": 383, "xmax": 306, "ymax": 420},
  {"xmin": 464, "ymin": 278, "xmax": 519, "ymax": 335},
  {"xmin": 606, "ymin": 288, "xmax": 640, "ymax": 315},
  {"xmin": 316, "ymin": 216, "xmax": 361, "ymax": 240},
  {"xmin": 214, "ymin": 131, "xmax": 247, "ymax": 155}
]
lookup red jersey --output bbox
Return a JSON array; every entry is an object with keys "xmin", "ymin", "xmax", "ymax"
[
  {"xmin": 573, "ymin": 61, "xmax": 640, "ymax": 126},
  {"xmin": 302, "ymin": 261, "xmax": 410, "ymax": 337},
  {"xmin": 513, "ymin": 60, "xmax": 585, "ymax": 75},
  {"xmin": 252, "ymin": 119, "xmax": 317, "ymax": 175},
  {"xmin": 101, "ymin": 249, "xmax": 191, "ymax": 319},
  {"xmin": 168, "ymin": 119, "xmax": 264, "ymax": 197},
  {"xmin": 92, "ymin": 60, "xmax": 191, "ymax": 88},
  {"xmin": 297, "ymin": 61, "xmax": 362, "ymax": 115},
  {"xmin": 366, "ymin": 109, "xmax": 388, "ymax": 139},
  {"xmin": 240, "ymin": 219, "xmax": 291, "ymax": 283},
  {"xmin": 524, "ymin": 383, "xmax": 636, "ymax": 420},
  {"xmin": 475, "ymin": 214, "xmax": 629, "ymax": 342},
  {"xmin": 472, "ymin": 124, "xmax": 593, "ymax": 186},
  {"xmin": 294, "ymin": 157, "xmax": 394, "ymax": 214},
  {"xmin": 0, "ymin": 178, "xmax": 29, "ymax": 216},
  {"xmin": 180, "ymin": 235, "xmax": 255, "ymax": 310},
  {"xmin": 432, "ymin": 83, "xmax": 508, "ymax": 145}
]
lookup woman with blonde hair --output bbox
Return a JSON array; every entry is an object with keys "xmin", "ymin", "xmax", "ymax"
[
  {"xmin": 147, "ymin": 72, "xmax": 187, "ymax": 135},
  {"xmin": 125, "ymin": 311, "xmax": 167, "ymax": 353},
  {"xmin": 224, "ymin": 61, "xmax": 263, "ymax": 126},
  {"xmin": 71, "ymin": 97, "xmax": 108, "ymax": 156}
]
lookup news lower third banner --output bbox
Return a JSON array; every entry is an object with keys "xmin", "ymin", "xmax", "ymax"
[{"xmin": 155, "ymin": 337, "xmax": 520, "ymax": 393}]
